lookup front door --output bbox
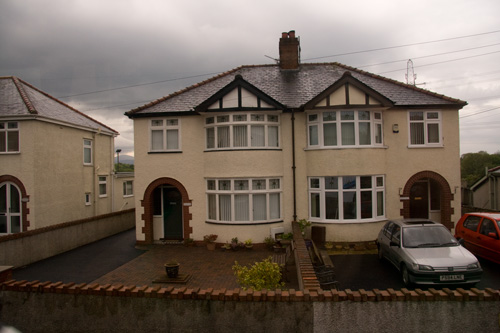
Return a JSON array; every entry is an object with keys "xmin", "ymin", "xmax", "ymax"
[
  {"xmin": 163, "ymin": 188, "xmax": 183, "ymax": 239},
  {"xmin": 409, "ymin": 181, "xmax": 429, "ymax": 219},
  {"xmin": 0, "ymin": 182, "xmax": 21, "ymax": 234}
]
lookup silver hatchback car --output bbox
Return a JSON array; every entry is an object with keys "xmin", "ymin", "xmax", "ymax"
[{"xmin": 376, "ymin": 219, "xmax": 482, "ymax": 286}]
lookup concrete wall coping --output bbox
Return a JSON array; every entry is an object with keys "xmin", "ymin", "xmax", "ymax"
[
  {"xmin": 1, "ymin": 279, "xmax": 498, "ymax": 302},
  {"xmin": 0, "ymin": 209, "xmax": 135, "ymax": 243}
]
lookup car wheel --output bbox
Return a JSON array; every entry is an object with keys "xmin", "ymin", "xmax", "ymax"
[{"xmin": 401, "ymin": 265, "xmax": 412, "ymax": 287}]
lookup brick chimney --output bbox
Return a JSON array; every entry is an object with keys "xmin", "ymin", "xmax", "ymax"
[{"xmin": 279, "ymin": 30, "xmax": 300, "ymax": 70}]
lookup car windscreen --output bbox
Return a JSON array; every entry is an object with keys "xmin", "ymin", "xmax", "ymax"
[{"xmin": 402, "ymin": 226, "xmax": 459, "ymax": 248}]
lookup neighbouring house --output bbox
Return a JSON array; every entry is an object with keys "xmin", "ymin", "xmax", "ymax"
[
  {"xmin": 126, "ymin": 31, "xmax": 467, "ymax": 245},
  {"xmin": 470, "ymin": 166, "xmax": 500, "ymax": 211},
  {"xmin": 0, "ymin": 76, "xmax": 134, "ymax": 235}
]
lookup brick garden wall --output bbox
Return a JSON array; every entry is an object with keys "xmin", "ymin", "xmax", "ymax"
[
  {"xmin": 0, "ymin": 281, "xmax": 498, "ymax": 332},
  {"xmin": 0, "ymin": 209, "xmax": 135, "ymax": 267}
]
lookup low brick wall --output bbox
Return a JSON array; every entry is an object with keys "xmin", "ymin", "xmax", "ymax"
[
  {"xmin": 0, "ymin": 280, "xmax": 498, "ymax": 332},
  {"xmin": 0, "ymin": 209, "xmax": 135, "ymax": 268}
]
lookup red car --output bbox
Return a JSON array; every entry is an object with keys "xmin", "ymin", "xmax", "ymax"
[{"xmin": 455, "ymin": 213, "xmax": 500, "ymax": 264}]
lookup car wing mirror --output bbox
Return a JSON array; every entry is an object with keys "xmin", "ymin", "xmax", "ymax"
[{"xmin": 390, "ymin": 240, "xmax": 400, "ymax": 247}]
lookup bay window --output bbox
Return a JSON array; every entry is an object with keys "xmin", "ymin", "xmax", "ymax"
[
  {"xmin": 308, "ymin": 110, "xmax": 383, "ymax": 148},
  {"xmin": 206, "ymin": 178, "xmax": 282, "ymax": 224},
  {"xmin": 205, "ymin": 113, "xmax": 280, "ymax": 150},
  {"xmin": 309, "ymin": 175, "xmax": 385, "ymax": 222}
]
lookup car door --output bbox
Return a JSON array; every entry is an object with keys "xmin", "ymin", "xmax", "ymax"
[
  {"xmin": 476, "ymin": 218, "xmax": 500, "ymax": 262},
  {"xmin": 457, "ymin": 215, "xmax": 482, "ymax": 254},
  {"xmin": 387, "ymin": 225, "xmax": 402, "ymax": 268}
]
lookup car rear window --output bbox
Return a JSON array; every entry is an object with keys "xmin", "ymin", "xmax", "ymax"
[{"xmin": 463, "ymin": 215, "xmax": 481, "ymax": 231}]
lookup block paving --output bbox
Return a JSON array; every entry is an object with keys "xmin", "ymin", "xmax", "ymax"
[{"xmin": 92, "ymin": 244, "xmax": 299, "ymax": 290}]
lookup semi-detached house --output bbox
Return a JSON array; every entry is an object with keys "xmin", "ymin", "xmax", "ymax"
[{"xmin": 126, "ymin": 31, "xmax": 467, "ymax": 245}]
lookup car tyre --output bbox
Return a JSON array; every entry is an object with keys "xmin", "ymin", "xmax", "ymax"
[{"xmin": 401, "ymin": 265, "xmax": 412, "ymax": 287}]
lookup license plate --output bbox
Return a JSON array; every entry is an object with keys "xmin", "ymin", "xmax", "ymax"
[{"xmin": 440, "ymin": 274, "xmax": 464, "ymax": 281}]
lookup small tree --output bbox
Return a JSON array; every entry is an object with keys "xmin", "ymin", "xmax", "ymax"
[{"xmin": 232, "ymin": 257, "xmax": 285, "ymax": 290}]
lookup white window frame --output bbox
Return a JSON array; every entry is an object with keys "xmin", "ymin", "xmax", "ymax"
[
  {"xmin": 408, "ymin": 110, "xmax": 442, "ymax": 147},
  {"xmin": 83, "ymin": 139, "xmax": 92, "ymax": 165},
  {"xmin": 85, "ymin": 193, "xmax": 91, "ymax": 206},
  {"xmin": 0, "ymin": 121, "xmax": 20, "ymax": 153},
  {"xmin": 308, "ymin": 175, "xmax": 386, "ymax": 223},
  {"xmin": 98, "ymin": 176, "xmax": 107, "ymax": 198},
  {"xmin": 205, "ymin": 113, "xmax": 280, "ymax": 151},
  {"xmin": 123, "ymin": 180, "xmax": 133, "ymax": 197},
  {"xmin": 206, "ymin": 177, "xmax": 282, "ymax": 224},
  {"xmin": 149, "ymin": 118, "xmax": 181, "ymax": 152},
  {"xmin": 307, "ymin": 110, "xmax": 383, "ymax": 148}
]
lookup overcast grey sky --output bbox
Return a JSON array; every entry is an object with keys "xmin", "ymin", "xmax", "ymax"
[{"xmin": 1, "ymin": 0, "xmax": 499, "ymax": 158}]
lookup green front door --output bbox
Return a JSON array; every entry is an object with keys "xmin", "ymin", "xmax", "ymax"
[{"xmin": 163, "ymin": 188, "xmax": 183, "ymax": 239}]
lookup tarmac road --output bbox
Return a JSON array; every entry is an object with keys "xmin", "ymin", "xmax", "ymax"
[
  {"xmin": 13, "ymin": 228, "xmax": 145, "ymax": 284},
  {"xmin": 331, "ymin": 254, "xmax": 500, "ymax": 290}
]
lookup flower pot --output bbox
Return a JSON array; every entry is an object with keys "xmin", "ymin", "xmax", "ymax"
[
  {"xmin": 245, "ymin": 244, "xmax": 253, "ymax": 250},
  {"xmin": 165, "ymin": 264, "xmax": 179, "ymax": 278},
  {"xmin": 206, "ymin": 242, "xmax": 216, "ymax": 251}
]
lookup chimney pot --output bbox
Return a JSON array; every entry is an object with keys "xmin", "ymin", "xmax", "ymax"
[{"xmin": 279, "ymin": 30, "xmax": 300, "ymax": 70}]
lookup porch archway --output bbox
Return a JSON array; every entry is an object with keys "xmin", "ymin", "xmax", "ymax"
[
  {"xmin": 400, "ymin": 171, "xmax": 454, "ymax": 230},
  {"xmin": 139, "ymin": 177, "xmax": 192, "ymax": 245}
]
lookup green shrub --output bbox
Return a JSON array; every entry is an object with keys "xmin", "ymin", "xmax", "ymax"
[{"xmin": 232, "ymin": 257, "xmax": 285, "ymax": 290}]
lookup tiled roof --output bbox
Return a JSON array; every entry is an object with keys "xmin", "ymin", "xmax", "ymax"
[
  {"xmin": 126, "ymin": 62, "xmax": 467, "ymax": 117},
  {"xmin": 0, "ymin": 77, "xmax": 117, "ymax": 135}
]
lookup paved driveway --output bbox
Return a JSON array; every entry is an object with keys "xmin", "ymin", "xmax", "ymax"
[
  {"xmin": 13, "ymin": 228, "xmax": 145, "ymax": 284},
  {"xmin": 331, "ymin": 254, "xmax": 500, "ymax": 290}
]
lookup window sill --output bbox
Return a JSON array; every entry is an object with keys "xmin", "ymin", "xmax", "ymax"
[
  {"xmin": 305, "ymin": 146, "xmax": 387, "ymax": 151},
  {"xmin": 309, "ymin": 218, "xmax": 387, "ymax": 224},
  {"xmin": 407, "ymin": 145, "xmax": 444, "ymax": 148},
  {"xmin": 0, "ymin": 152, "xmax": 20, "ymax": 155},
  {"xmin": 148, "ymin": 150, "xmax": 182, "ymax": 154},
  {"xmin": 204, "ymin": 148, "xmax": 282, "ymax": 152},
  {"xmin": 205, "ymin": 220, "xmax": 284, "ymax": 225}
]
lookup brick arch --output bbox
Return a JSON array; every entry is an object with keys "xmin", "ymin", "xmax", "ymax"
[
  {"xmin": 400, "ymin": 171, "xmax": 454, "ymax": 230},
  {"xmin": 0, "ymin": 175, "xmax": 30, "ymax": 232},
  {"xmin": 139, "ymin": 177, "xmax": 192, "ymax": 245}
]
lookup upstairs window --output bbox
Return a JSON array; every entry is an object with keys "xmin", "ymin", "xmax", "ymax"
[
  {"xmin": 0, "ymin": 122, "xmax": 20, "ymax": 153},
  {"xmin": 307, "ymin": 111, "xmax": 383, "ymax": 148},
  {"xmin": 205, "ymin": 113, "xmax": 280, "ymax": 150},
  {"xmin": 83, "ymin": 139, "xmax": 92, "ymax": 165},
  {"xmin": 408, "ymin": 111, "xmax": 441, "ymax": 147},
  {"xmin": 150, "ymin": 119, "xmax": 180, "ymax": 151}
]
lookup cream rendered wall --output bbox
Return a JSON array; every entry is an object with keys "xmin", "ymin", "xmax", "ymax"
[
  {"xmin": 113, "ymin": 174, "xmax": 135, "ymax": 212},
  {"xmin": 1, "ymin": 120, "xmax": 115, "ymax": 229},
  {"xmin": 31, "ymin": 121, "xmax": 114, "ymax": 227},
  {"xmin": 134, "ymin": 106, "xmax": 461, "ymax": 244},
  {"xmin": 133, "ymin": 113, "xmax": 296, "ymax": 244},
  {"xmin": 295, "ymin": 108, "xmax": 461, "ymax": 242}
]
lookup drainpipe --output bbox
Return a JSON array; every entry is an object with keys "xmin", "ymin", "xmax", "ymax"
[
  {"xmin": 92, "ymin": 132, "xmax": 97, "ymax": 216},
  {"xmin": 291, "ymin": 108, "xmax": 297, "ymax": 221}
]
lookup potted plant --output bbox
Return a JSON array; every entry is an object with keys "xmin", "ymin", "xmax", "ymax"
[
  {"xmin": 264, "ymin": 236, "xmax": 275, "ymax": 251},
  {"xmin": 325, "ymin": 241, "xmax": 334, "ymax": 250},
  {"xmin": 244, "ymin": 239, "xmax": 253, "ymax": 249},
  {"xmin": 297, "ymin": 218, "xmax": 312, "ymax": 236},
  {"xmin": 164, "ymin": 260, "xmax": 180, "ymax": 278},
  {"xmin": 204, "ymin": 234, "xmax": 218, "ymax": 251},
  {"xmin": 222, "ymin": 242, "xmax": 232, "ymax": 251},
  {"xmin": 280, "ymin": 232, "xmax": 293, "ymax": 246},
  {"xmin": 231, "ymin": 237, "xmax": 239, "ymax": 251}
]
